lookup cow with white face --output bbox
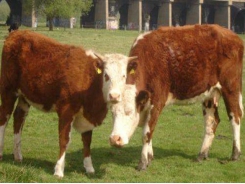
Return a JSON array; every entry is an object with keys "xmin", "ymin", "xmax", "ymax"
[
  {"xmin": 95, "ymin": 54, "xmax": 137, "ymax": 103},
  {"xmin": 109, "ymin": 85, "xmax": 150, "ymax": 146},
  {"xmin": 109, "ymin": 24, "xmax": 244, "ymax": 171}
]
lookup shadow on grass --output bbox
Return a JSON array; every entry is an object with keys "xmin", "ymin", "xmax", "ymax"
[{"xmin": 0, "ymin": 146, "xmax": 232, "ymax": 179}]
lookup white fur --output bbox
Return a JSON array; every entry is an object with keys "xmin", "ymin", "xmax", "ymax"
[
  {"xmin": 239, "ymin": 93, "xmax": 244, "ymax": 117},
  {"xmin": 73, "ymin": 108, "xmax": 95, "ymax": 133},
  {"xmin": 110, "ymin": 85, "xmax": 139, "ymax": 145},
  {"xmin": 83, "ymin": 156, "xmax": 95, "ymax": 173},
  {"xmin": 230, "ymin": 112, "xmax": 241, "ymax": 153},
  {"xmin": 0, "ymin": 124, "xmax": 7, "ymax": 158},
  {"xmin": 102, "ymin": 54, "xmax": 129, "ymax": 102},
  {"xmin": 132, "ymin": 31, "xmax": 152, "ymax": 48},
  {"xmin": 54, "ymin": 153, "xmax": 66, "ymax": 178},
  {"xmin": 14, "ymin": 132, "xmax": 22, "ymax": 161},
  {"xmin": 165, "ymin": 82, "xmax": 222, "ymax": 106},
  {"xmin": 54, "ymin": 122, "xmax": 72, "ymax": 178},
  {"xmin": 85, "ymin": 50, "xmax": 97, "ymax": 59},
  {"xmin": 200, "ymin": 105, "xmax": 216, "ymax": 154},
  {"xmin": 0, "ymin": 115, "xmax": 10, "ymax": 158}
]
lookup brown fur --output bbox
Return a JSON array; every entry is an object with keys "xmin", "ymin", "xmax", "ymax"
[
  {"xmin": 0, "ymin": 30, "xmax": 107, "ymax": 175},
  {"xmin": 127, "ymin": 24, "xmax": 243, "ymax": 164}
]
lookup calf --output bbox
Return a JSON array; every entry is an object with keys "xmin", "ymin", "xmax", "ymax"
[
  {"xmin": 109, "ymin": 24, "xmax": 244, "ymax": 170},
  {"xmin": 0, "ymin": 30, "xmax": 134, "ymax": 177}
]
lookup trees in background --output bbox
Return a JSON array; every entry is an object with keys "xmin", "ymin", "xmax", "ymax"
[
  {"xmin": 33, "ymin": 0, "xmax": 93, "ymax": 30},
  {"xmin": 0, "ymin": 0, "xmax": 10, "ymax": 23},
  {"xmin": 1, "ymin": 0, "xmax": 93, "ymax": 30}
]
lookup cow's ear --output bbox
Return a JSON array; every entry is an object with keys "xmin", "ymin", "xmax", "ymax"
[
  {"xmin": 136, "ymin": 90, "xmax": 150, "ymax": 110},
  {"xmin": 127, "ymin": 56, "xmax": 138, "ymax": 75},
  {"xmin": 94, "ymin": 53, "xmax": 104, "ymax": 74}
]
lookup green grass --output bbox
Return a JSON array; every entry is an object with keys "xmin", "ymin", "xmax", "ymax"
[{"xmin": 0, "ymin": 25, "xmax": 245, "ymax": 182}]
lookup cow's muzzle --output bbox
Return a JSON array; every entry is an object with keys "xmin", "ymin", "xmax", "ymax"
[
  {"xmin": 109, "ymin": 92, "xmax": 121, "ymax": 102},
  {"xmin": 109, "ymin": 135, "xmax": 124, "ymax": 147}
]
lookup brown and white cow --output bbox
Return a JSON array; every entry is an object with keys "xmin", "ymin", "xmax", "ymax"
[
  {"xmin": 0, "ymin": 30, "xmax": 133, "ymax": 177},
  {"xmin": 109, "ymin": 24, "xmax": 244, "ymax": 170}
]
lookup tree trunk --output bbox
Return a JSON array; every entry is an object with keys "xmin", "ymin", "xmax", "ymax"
[
  {"xmin": 6, "ymin": 0, "xmax": 22, "ymax": 25},
  {"xmin": 48, "ymin": 17, "xmax": 54, "ymax": 31}
]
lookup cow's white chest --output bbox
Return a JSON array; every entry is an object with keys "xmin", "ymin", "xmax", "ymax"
[{"xmin": 72, "ymin": 108, "xmax": 95, "ymax": 133}]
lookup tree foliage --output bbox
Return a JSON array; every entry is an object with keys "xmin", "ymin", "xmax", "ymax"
[
  {"xmin": 0, "ymin": 0, "xmax": 10, "ymax": 22},
  {"xmin": 25, "ymin": 0, "xmax": 93, "ymax": 30}
]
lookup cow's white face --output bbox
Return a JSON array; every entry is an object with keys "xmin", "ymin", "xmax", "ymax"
[
  {"xmin": 95, "ymin": 54, "xmax": 137, "ymax": 103},
  {"xmin": 109, "ymin": 85, "xmax": 150, "ymax": 147},
  {"xmin": 109, "ymin": 85, "xmax": 139, "ymax": 146}
]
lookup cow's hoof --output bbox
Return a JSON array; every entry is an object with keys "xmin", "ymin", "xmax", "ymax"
[
  {"xmin": 54, "ymin": 172, "xmax": 64, "ymax": 178},
  {"xmin": 14, "ymin": 158, "xmax": 23, "ymax": 163},
  {"xmin": 231, "ymin": 153, "xmax": 241, "ymax": 161},
  {"xmin": 197, "ymin": 152, "xmax": 208, "ymax": 162},
  {"xmin": 137, "ymin": 161, "xmax": 148, "ymax": 171}
]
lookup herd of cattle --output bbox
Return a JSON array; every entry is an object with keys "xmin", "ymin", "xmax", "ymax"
[{"xmin": 0, "ymin": 24, "xmax": 243, "ymax": 178}]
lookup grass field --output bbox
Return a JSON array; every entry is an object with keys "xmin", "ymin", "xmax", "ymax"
[{"xmin": 0, "ymin": 25, "xmax": 245, "ymax": 182}]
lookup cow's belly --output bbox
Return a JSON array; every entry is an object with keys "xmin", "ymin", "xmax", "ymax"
[
  {"xmin": 72, "ymin": 108, "xmax": 95, "ymax": 133},
  {"xmin": 17, "ymin": 90, "xmax": 56, "ymax": 112},
  {"xmin": 165, "ymin": 82, "xmax": 222, "ymax": 106}
]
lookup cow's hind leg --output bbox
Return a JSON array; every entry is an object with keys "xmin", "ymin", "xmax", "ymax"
[
  {"xmin": 54, "ymin": 106, "xmax": 74, "ymax": 178},
  {"xmin": 198, "ymin": 96, "xmax": 220, "ymax": 161},
  {"xmin": 82, "ymin": 130, "xmax": 95, "ymax": 174},
  {"xmin": 223, "ymin": 92, "xmax": 243, "ymax": 160},
  {"xmin": 13, "ymin": 96, "xmax": 30, "ymax": 161},
  {"xmin": 0, "ymin": 92, "xmax": 17, "ymax": 160}
]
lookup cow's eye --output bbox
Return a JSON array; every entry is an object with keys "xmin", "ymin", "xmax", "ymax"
[
  {"xmin": 104, "ymin": 73, "xmax": 109, "ymax": 81},
  {"xmin": 122, "ymin": 75, "xmax": 126, "ymax": 78}
]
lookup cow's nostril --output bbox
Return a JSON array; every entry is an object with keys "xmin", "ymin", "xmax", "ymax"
[
  {"xmin": 109, "ymin": 135, "xmax": 123, "ymax": 147},
  {"xmin": 109, "ymin": 93, "xmax": 120, "ymax": 101}
]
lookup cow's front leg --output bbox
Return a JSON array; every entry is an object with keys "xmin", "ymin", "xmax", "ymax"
[
  {"xmin": 54, "ymin": 108, "xmax": 74, "ymax": 178},
  {"xmin": 82, "ymin": 130, "xmax": 95, "ymax": 174},
  {"xmin": 138, "ymin": 138, "xmax": 153, "ymax": 170},
  {"xmin": 138, "ymin": 106, "xmax": 158, "ymax": 170}
]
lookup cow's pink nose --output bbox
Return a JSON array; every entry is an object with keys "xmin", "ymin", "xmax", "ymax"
[
  {"xmin": 109, "ymin": 135, "xmax": 124, "ymax": 147},
  {"xmin": 109, "ymin": 93, "xmax": 120, "ymax": 101}
]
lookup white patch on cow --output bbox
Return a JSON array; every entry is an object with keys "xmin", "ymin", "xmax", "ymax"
[
  {"xmin": 230, "ymin": 112, "xmax": 241, "ymax": 152},
  {"xmin": 239, "ymin": 93, "xmax": 244, "ymax": 117},
  {"xmin": 0, "ymin": 124, "xmax": 7, "ymax": 158},
  {"xmin": 14, "ymin": 132, "xmax": 22, "ymax": 161},
  {"xmin": 165, "ymin": 82, "xmax": 222, "ymax": 106},
  {"xmin": 102, "ymin": 54, "xmax": 129, "ymax": 102},
  {"xmin": 85, "ymin": 50, "xmax": 97, "ymax": 59},
  {"xmin": 72, "ymin": 108, "xmax": 95, "ymax": 133},
  {"xmin": 132, "ymin": 31, "xmax": 152, "ymax": 48},
  {"xmin": 54, "ymin": 152, "xmax": 66, "ymax": 178},
  {"xmin": 17, "ymin": 90, "xmax": 56, "ymax": 112},
  {"xmin": 168, "ymin": 46, "xmax": 175, "ymax": 58},
  {"xmin": 200, "ymin": 105, "xmax": 216, "ymax": 154},
  {"xmin": 0, "ymin": 115, "xmax": 10, "ymax": 158},
  {"xmin": 110, "ymin": 85, "xmax": 139, "ymax": 145},
  {"xmin": 83, "ymin": 156, "xmax": 95, "ymax": 173}
]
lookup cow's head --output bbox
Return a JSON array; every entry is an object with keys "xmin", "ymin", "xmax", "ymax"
[
  {"xmin": 94, "ymin": 53, "xmax": 137, "ymax": 103},
  {"xmin": 109, "ymin": 85, "xmax": 151, "ymax": 147}
]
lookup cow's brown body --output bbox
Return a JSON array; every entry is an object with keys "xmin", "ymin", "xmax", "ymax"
[
  {"xmin": 0, "ymin": 30, "xmax": 107, "ymax": 177},
  {"xmin": 125, "ymin": 25, "xmax": 243, "ymax": 169}
]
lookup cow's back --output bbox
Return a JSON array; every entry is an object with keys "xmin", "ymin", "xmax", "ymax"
[{"xmin": 129, "ymin": 24, "xmax": 243, "ymax": 102}]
